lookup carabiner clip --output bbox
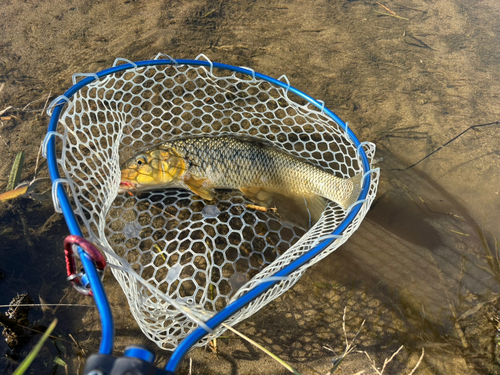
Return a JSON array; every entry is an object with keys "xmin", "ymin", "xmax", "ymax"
[{"xmin": 64, "ymin": 235, "xmax": 107, "ymax": 296}]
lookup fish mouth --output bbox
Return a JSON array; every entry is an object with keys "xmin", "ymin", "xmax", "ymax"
[{"xmin": 118, "ymin": 180, "xmax": 138, "ymax": 193}]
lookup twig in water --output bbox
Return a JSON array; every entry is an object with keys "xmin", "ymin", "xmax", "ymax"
[
  {"xmin": 0, "ymin": 303, "xmax": 95, "ymax": 309},
  {"xmin": 69, "ymin": 333, "xmax": 86, "ymax": 356},
  {"xmin": 362, "ymin": 345, "xmax": 424, "ymax": 374},
  {"xmin": 202, "ymin": 9, "xmax": 215, "ymax": 18},
  {"xmin": 380, "ymin": 345, "xmax": 403, "ymax": 373},
  {"xmin": 376, "ymin": 1, "xmax": 397, "ymax": 16},
  {"xmin": 324, "ymin": 306, "xmax": 366, "ymax": 374},
  {"xmin": 408, "ymin": 348, "xmax": 425, "ymax": 375},
  {"xmin": 153, "ymin": 244, "xmax": 167, "ymax": 261},
  {"xmin": 364, "ymin": 345, "xmax": 403, "ymax": 375},
  {"xmin": 13, "ymin": 323, "xmax": 75, "ymax": 346},
  {"xmin": 403, "ymin": 32, "xmax": 434, "ymax": 50},
  {"xmin": 374, "ymin": 10, "xmax": 409, "ymax": 20},
  {"xmin": 375, "ymin": 2, "xmax": 409, "ymax": 20},
  {"xmin": 245, "ymin": 204, "xmax": 277, "ymax": 213},
  {"xmin": 392, "ymin": 121, "xmax": 500, "ymax": 171}
]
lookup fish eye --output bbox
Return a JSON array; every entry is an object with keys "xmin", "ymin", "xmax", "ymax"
[{"xmin": 135, "ymin": 155, "xmax": 148, "ymax": 166}]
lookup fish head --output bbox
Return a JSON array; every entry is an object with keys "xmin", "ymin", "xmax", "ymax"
[{"xmin": 119, "ymin": 148, "xmax": 186, "ymax": 192}]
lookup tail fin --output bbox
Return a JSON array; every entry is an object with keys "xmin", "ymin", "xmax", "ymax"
[{"xmin": 341, "ymin": 172, "xmax": 363, "ymax": 210}]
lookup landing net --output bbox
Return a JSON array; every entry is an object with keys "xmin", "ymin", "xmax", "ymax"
[{"xmin": 45, "ymin": 55, "xmax": 379, "ymax": 350}]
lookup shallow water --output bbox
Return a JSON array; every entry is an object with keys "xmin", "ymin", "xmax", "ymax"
[{"xmin": 1, "ymin": 0, "xmax": 500, "ymax": 374}]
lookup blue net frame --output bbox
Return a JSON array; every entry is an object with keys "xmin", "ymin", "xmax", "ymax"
[{"xmin": 45, "ymin": 56, "xmax": 375, "ymax": 372}]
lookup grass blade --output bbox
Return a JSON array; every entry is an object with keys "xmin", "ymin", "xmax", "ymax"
[
  {"xmin": 13, "ymin": 318, "xmax": 58, "ymax": 375},
  {"xmin": 6, "ymin": 151, "xmax": 25, "ymax": 192},
  {"xmin": 54, "ymin": 356, "xmax": 67, "ymax": 366},
  {"xmin": 478, "ymin": 227, "xmax": 500, "ymax": 279}
]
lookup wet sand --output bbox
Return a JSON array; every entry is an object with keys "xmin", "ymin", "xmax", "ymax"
[{"xmin": 1, "ymin": 0, "xmax": 500, "ymax": 373}]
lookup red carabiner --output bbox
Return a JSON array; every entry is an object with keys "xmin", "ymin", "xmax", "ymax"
[{"xmin": 64, "ymin": 235, "xmax": 107, "ymax": 296}]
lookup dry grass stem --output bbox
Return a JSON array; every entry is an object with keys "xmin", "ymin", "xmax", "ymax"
[
  {"xmin": 41, "ymin": 91, "xmax": 52, "ymax": 115},
  {"xmin": 22, "ymin": 97, "xmax": 45, "ymax": 111},
  {"xmin": 19, "ymin": 91, "xmax": 53, "ymax": 113},
  {"xmin": 221, "ymin": 323, "xmax": 301, "ymax": 374},
  {"xmin": 0, "ymin": 106, "xmax": 13, "ymax": 117},
  {"xmin": 380, "ymin": 345, "xmax": 403, "ymax": 373},
  {"xmin": 408, "ymin": 348, "xmax": 425, "ymax": 375},
  {"xmin": 477, "ymin": 227, "xmax": 500, "ymax": 280},
  {"xmin": 34, "ymin": 140, "xmax": 44, "ymax": 178},
  {"xmin": 208, "ymin": 337, "xmax": 218, "ymax": 355},
  {"xmin": 362, "ymin": 345, "xmax": 424, "ymax": 374},
  {"xmin": 324, "ymin": 306, "xmax": 366, "ymax": 374}
]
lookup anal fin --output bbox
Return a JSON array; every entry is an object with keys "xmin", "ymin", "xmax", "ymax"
[
  {"xmin": 278, "ymin": 194, "xmax": 328, "ymax": 229},
  {"xmin": 240, "ymin": 187, "xmax": 274, "ymax": 207}
]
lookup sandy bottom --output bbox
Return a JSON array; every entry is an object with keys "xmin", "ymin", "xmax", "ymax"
[{"xmin": 1, "ymin": 0, "xmax": 500, "ymax": 374}]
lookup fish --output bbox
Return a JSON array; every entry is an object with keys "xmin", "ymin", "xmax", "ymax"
[{"xmin": 119, "ymin": 136, "xmax": 362, "ymax": 210}]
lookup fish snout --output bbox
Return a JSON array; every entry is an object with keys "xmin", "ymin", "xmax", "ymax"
[{"xmin": 118, "ymin": 180, "xmax": 138, "ymax": 193}]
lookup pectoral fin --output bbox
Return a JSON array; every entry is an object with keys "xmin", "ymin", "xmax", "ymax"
[{"xmin": 184, "ymin": 175, "xmax": 214, "ymax": 200}]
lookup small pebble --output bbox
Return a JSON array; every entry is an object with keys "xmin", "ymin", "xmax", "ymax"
[
  {"xmin": 166, "ymin": 263, "xmax": 182, "ymax": 284},
  {"xmin": 123, "ymin": 221, "xmax": 142, "ymax": 238},
  {"xmin": 229, "ymin": 272, "xmax": 248, "ymax": 294},
  {"xmin": 202, "ymin": 205, "xmax": 221, "ymax": 218}
]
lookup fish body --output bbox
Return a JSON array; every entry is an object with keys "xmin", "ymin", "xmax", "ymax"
[{"xmin": 120, "ymin": 136, "xmax": 362, "ymax": 210}]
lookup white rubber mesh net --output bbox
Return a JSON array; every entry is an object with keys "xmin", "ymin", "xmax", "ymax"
[{"xmin": 49, "ymin": 56, "xmax": 379, "ymax": 350}]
